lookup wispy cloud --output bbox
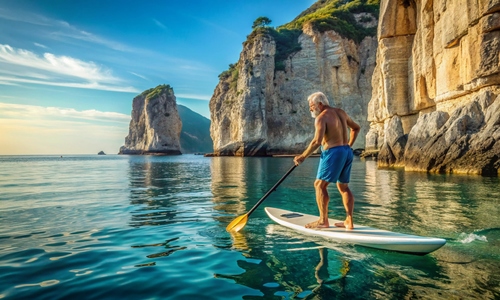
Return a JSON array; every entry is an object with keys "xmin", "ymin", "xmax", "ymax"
[
  {"xmin": 0, "ymin": 7, "xmax": 131, "ymax": 52},
  {"xmin": 50, "ymin": 29, "xmax": 132, "ymax": 52},
  {"xmin": 129, "ymin": 71, "xmax": 148, "ymax": 80},
  {"xmin": 0, "ymin": 8, "xmax": 214, "ymax": 85},
  {"xmin": 0, "ymin": 44, "xmax": 139, "ymax": 93},
  {"xmin": 0, "ymin": 102, "xmax": 130, "ymax": 155},
  {"xmin": 0, "ymin": 102, "xmax": 130, "ymax": 123},
  {"xmin": 0, "ymin": 7, "xmax": 54, "ymax": 26},
  {"xmin": 0, "ymin": 117, "xmax": 128, "ymax": 155},
  {"xmin": 176, "ymin": 93, "xmax": 211, "ymax": 101},
  {"xmin": 152, "ymin": 18, "xmax": 168, "ymax": 31},
  {"xmin": 34, "ymin": 42, "xmax": 48, "ymax": 49}
]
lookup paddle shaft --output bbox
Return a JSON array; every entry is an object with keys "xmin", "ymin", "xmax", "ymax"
[{"xmin": 246, "ymin": 165, "xmax": 296, "ymax": 216}]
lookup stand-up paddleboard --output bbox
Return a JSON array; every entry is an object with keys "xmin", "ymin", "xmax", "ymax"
[{"xmin": 265, "ymin": 207, "xmax": 446, "ymax": 255}]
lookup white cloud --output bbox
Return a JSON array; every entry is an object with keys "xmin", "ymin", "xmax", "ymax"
[
  {"xmin": 0, "ymin": 118, "xmax": 128, "ymax": 155},
  {"xmin": 0, "ymin": 102, "xmax": 130, "ymax": 123},
  {"xmin": 0, "ymin": 44, "xmax": 116, "ymax": 81},
  {"xmin": 176, "ymin": 93, "xmax": 211, "ymax": 101},
  {"xmin": 50, "ymin": 29, "xmax": 133, "ymax": 52},
  {"xmin": 153, "ymin": 18, "xmax": 168, "ymax": 31},
  {"xmin": 0, "ymin": 7, "xmax": 131, "ymax": 52},
  {"xmin": 0, "ymin": 7, "xmax": 53, "ymax": 26},
  {"xmin": 129, "ymin": 71, "xmax": 148, "ymax": 80},
  {"xmin": 0, "ymin": 44, "xmax": 139, "ymax": 93},
  {"xmin": 34, "ymin": 42, "xmax": 48, "ymax": 49},
  {"xmin": 0, "ymin": 102, "xmax": 130, "ymax": 155}
]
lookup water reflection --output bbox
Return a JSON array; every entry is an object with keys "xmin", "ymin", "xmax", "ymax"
[
  {"xmin": 217, "ymin": 158, "xmax": 500, "ymax": 299},
  {"xmin": 360, "ymin": 160, "xmax": 500, "ymax": 237},
  {"xmin": 210, "ymin": 157, "xmax": 291, "ymax": 226},
  {"xmin": 210, "ymin": 157, "xmax": 249, "ymax": 219},
  {"xmin": 127, "ymin": 155, "xmax": 212, "ymax": 227}
]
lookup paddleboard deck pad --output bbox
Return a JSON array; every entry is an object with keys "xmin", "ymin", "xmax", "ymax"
[{"xmin": 265, "ymin": 207, "xmax": 446, "ymax": 255}]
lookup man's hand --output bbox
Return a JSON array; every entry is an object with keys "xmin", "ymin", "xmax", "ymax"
[{"xmin": 294, "ymin": 155, "xmax": 305, "ymax": 166}]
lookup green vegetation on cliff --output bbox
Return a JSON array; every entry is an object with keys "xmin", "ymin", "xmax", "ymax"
[
  {"xmin": 219, "ymin": 0, "xmax": 380, "ymax": 83},
  {"xmin": 141, "ymin": 84, "xmax": 173, "ymax": 99},
  {"xmin": 247, "ymin": 27, "xmax": 303, "ymax": 71},
  {"xmin": 218, "ymin": 63, "xmax": 239, "ymax": 89},
  {"xmin": 282, "ymin": 0, "xmax": 379, "ymax": 43}
]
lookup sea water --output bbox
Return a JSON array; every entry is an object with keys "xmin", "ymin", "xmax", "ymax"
[{"xmin": 0, "ymin": 155, "xmax": 498, "ymax": 299}]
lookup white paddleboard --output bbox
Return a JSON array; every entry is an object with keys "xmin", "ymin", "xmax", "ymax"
[{"xmin": 265, "ymin": 207, "xmax": 446, "ymax": 255}]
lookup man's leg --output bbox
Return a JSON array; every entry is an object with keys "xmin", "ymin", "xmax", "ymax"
[
  {"xmin": 334, "ymin": 182, "xmax": 354, "ymax": 230},
  {"xmin": 306, "ymin": 179, "xmax": 330, "ymax": 228}
]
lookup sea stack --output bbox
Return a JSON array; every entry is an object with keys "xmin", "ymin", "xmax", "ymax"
[{"xmin": 119, "ymin": 84, "xmax": 182, "ymax": 155}]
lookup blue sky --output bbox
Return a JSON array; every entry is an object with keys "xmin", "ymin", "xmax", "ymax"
[{"xmin": 0, "ymin": 0, "xmax": 314, "ymax": 155}]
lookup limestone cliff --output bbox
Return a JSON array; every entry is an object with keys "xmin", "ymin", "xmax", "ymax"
[
  {"xmin": 209, "ymin": 1, "xmax": 379, "ymax": 156},
  {"xmin": 119, "ymin": 84, "xmax": 182, "ymax": 155},
  {"xmin": 366, "ymin": 0, "xmax": 500, "ymax": 175}
]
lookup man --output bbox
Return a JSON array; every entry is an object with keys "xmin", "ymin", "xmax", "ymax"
[{"xmin": 293, "ymin": 92, "xmax": 360, "ymax": 230}]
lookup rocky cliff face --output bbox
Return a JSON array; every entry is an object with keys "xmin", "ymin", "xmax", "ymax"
[
  {"xmin": 119, "ymin": 85, "xmax": 182, "ymax": 155},
  {"xmin": 210, "ymin": 21, "xmax": 378, "ymax": 156},
  {"xmin": 367, "ymin": 0, "xmax": 500, "ymax": 175}
]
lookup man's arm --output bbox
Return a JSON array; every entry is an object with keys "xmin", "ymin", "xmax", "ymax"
[{"xmin": 294, "ymin": 116, "xmax": 325, "ymax": 165}]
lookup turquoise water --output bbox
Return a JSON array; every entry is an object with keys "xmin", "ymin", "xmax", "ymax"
[{"xmin": 0, "ymin": 155, "xmax": 499, "ymax": 299}]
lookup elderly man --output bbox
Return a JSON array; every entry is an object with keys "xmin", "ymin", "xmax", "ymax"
[{"xmin": 293, "ymin": 92, "xmax": 360, "ymax": 230}]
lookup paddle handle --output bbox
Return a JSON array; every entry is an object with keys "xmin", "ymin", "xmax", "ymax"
[{"xmin": 247, "ymin": 164, "xmax": 296, "ymax": 216}]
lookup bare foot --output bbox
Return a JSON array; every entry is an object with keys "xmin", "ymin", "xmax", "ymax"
[
  {"xmin": 334, "ymin": 222, "xmax": 346, "ymax": 228},
  {"xmin": 305, "ymin": 220, "xmax": 329, "ymax": 229},
  {"xmin": 334, "ymin": 220, "xmax": 354, "ymax": 230}
]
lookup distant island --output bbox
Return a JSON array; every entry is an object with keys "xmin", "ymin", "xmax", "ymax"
[{"xmin": 98, "ymin": 151, "xmax": 106, "ymax": 155}]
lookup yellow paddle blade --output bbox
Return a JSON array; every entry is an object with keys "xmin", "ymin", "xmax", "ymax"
[{"xmin": 226, "ymin": 214, "xmax": 248, "ymax": 232}]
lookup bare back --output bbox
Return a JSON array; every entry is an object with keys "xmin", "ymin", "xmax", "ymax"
[{"xmin": 317, "ymin": 107, "xmax": 358, "ymax": 150}]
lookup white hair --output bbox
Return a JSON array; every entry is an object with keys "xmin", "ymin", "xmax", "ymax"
[{"xmin": 307, "ymin": 92, "xmax": 330, "ymax": 106}]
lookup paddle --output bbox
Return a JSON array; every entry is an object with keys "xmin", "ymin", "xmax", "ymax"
[{"xmin": 226, "ymin": 164, "xmax": 297, "ymax": 232}]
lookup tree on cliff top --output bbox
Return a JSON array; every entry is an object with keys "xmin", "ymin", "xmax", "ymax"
[{"xmin": 252, "ymin": 16, "xmax": 272, "ymax": 29}]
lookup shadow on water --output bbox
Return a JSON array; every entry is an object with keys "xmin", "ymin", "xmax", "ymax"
[
  {"xmin": 214, "ymin": 235, "xmax": 447, "ymax": 300},
  {"xmin": 214, "ymin": 246, "xmax": 355, "ymax": 300}
]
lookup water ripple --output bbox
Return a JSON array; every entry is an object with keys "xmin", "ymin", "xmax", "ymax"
[{"xmin": 0, "ymin": 155, "xmax": 498, "ymax": 299}]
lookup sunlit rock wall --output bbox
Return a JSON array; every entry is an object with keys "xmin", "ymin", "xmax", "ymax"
[
  {"xmin": 367, "ymin": 0, "xmax": 500, "ymax": 175},
  {"xmin": 210, "ymin": 21, "xmax": 378, "ymax": 156},
  {"xmin": 119, "ymin": 85, "xmax": 182, "ymax": 155}
]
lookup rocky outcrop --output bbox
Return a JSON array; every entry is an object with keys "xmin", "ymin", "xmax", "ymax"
[
  {"xmin": 367, "ymin": 0, "xmax": 500, "ymax": 175},
  {"xmin": 210, "ymin": 16, "xmax": 378, "ymax": 156},
  {"xmin": 119, "ymin": 85, "xmax": 182, "ymax": 155}
]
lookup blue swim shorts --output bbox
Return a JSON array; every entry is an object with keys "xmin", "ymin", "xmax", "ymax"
[{"xmin": 316, "ymin": 145, "xmax": 353, "ymax": 183}]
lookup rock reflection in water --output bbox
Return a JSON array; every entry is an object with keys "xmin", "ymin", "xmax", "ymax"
[
  {"xmin": 127, "ymin": 156, "xmax": 212, "ymax": 227},
  {"xmin": 210, "ymin": 157, "xmax": 277, "ymax": 226}
]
